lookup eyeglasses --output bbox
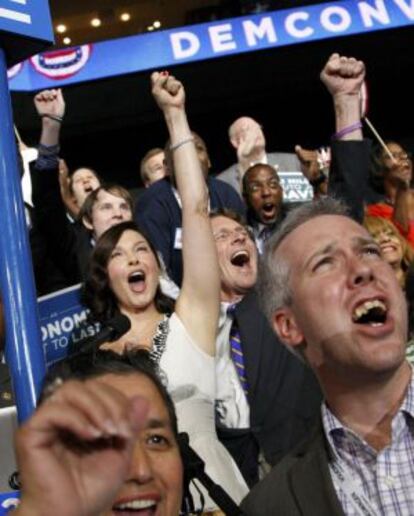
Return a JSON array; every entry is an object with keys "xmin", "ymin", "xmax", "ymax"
[{"xmin": 213, "ymin": 227, "xmax": 250, "ymax": 242}]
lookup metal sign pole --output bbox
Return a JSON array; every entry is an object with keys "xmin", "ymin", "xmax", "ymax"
[
  {"xmin": 0, "ymin": 0, "xmax": 53, "ymax": 425},
  {"xmin": 0, "ymin": 47, "xmax": 46, "ymax": 422}
]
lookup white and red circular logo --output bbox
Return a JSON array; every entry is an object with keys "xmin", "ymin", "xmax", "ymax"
[{"xmin": 30, "ymin": 44, "xmax": 92, "ymax": 80}]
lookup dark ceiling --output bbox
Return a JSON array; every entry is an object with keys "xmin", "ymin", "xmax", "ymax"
[
  {"xmin": 48, "ymin": 0, "xmax": 217, "ymax": 48},
  {"xmin": 48, "ymin": 0, "xmax": 334, "ymax": 47},
  {"xmin": 11, "ymin": 2, "xmax": 414, "ymax": 188}
]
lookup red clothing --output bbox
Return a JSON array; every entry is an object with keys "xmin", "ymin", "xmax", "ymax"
[{"xmin": 367, "ymin": 202, "xmax": 414, "ymax": 247}]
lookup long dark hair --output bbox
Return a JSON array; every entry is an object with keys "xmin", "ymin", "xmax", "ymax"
[
  {"xmin": 82, "ymin": 221, "xmax": 174, "ymax": 322},
  {"xmin": 369, "ymin": 140, "xmax": 413, "ymax": 193}
]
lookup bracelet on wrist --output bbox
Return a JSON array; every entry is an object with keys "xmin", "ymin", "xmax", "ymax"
[
  {"xmin": 38, "ymin": 143, "xmax": 60, "ymax": 156},
  {"xmin": 331, "ymin": 121, "xmax": 362, "ymax": 141},
  {"xmin": 40, "ymin": 114, "xmax": 64, "ymax": 124},
  {"xmin": 170, "ymin": 136, "xmax": 194, "ymax": 152}
]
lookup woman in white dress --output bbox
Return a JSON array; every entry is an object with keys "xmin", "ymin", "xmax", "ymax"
[{"xmin": 82, "ymin": 72, "xmax": 248, "ymax": 511}]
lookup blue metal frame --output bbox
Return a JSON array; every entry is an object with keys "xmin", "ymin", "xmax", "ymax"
[{"xmin": 0, "ymin": 48, "xmax": 45, "ymax": 423}]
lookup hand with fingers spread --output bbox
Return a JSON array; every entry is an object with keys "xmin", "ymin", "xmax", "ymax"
[
  {"xmin": 14, "ymin": 379, "xmax": 148, "ymax": 516},
  {"xmin": 320, "ymin": 52, "xmax": 365, "ymax": 99},
  {"xmin": 151, "ymin": 71, "xmax": 185, "ymax": 114}
]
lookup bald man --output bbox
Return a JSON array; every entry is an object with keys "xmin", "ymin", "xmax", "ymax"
[{"xmin": 217, "ymin": 116, "xmax": 301, "ymax": 197}]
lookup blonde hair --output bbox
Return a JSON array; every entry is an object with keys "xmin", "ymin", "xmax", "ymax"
[{"xmin": 363, "ymin": 215, "xmax": 414, "ymax": 284}]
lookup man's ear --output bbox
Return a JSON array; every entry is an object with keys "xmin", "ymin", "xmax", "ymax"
[
  {"xmin": 272, "ymin": 308, "xmax": 304, "ymax": 351},
  {"xmin": 230, "ymin": 136, "xmax": 239, "ymax": 150},
  {"xmin": 82, "ymin": 215, "xmax": 93, "ymax": 232}
]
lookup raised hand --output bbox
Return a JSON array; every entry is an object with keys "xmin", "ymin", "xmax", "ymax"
[
  {"xmin": 58, "ymin": 159, "xmax": 80, "ymax": 217},
  {"xmin": 320, "ymin": 53, "xmax": 365, "ymax": 98},
  {"xmin": 58, "ymin": 159, "xmax": 70, "ymax": 193},
  {"xmin": 14, "ymin": 379, "xmax": 148, "ymax": 516},
  {"xmin": 237, "ymin": 124, "xmax": 261, "ymax": 159},
  {"xmin": 34, "ymin": 89, "xmax": 65, "ymax": 120},
  {"xmin": 151, "ymin": 71, "xmax": 185, "ymax": 113},
  {"xmin": 295, "ymin": 145, "xmax": 321, "ymax": 183}
]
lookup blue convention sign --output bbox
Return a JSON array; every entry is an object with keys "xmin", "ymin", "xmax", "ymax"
[
  {"xmin": 0, "ymin": 0, "xmax": 52, "ymax": 39},
  {"xmin": 0, "ymin": 0, "xmax": 53, "ymax": 65},
  {"xmin": 166, "ymin": 0, "xmax": 414, "ymax": 62},
  {"xmin": 8, "ymin": 0, "xmax": 414, "ymax": 91},
  {"xmin": 38, "ymin": 284, "xmax": 101, "ymax": 366}
]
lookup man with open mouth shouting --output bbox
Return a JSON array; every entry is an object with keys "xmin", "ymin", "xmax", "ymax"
[
  {"xmin": 211, "ymin": 206, "xmax": 322, "ymax": 487},
  {"xmin": 242, "ymin": 197, "xmax": 414, "ymax": 516},
  {"xmin": 242, "ymin": 163, "xmax": 284, "ymax": 253}
]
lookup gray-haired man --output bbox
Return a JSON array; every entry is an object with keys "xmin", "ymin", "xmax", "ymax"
[{"xmin": 242, "ymin": 197, "xmax": 414, "ymax": 515}]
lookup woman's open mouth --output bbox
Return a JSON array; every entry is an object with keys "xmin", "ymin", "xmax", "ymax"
[{"xmin": 128, "ymin": 271, "xmax": 146, "ymax": 293}]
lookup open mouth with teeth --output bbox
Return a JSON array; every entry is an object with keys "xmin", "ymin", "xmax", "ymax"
[
  {"xmin": 380, "ymin": 243, "xmax": 398, "ymax": 254},
  {"xmin": 352, "ymin": 299, "xmax": 388, "ymax": 326},
  {"xmin": 260, "ymin": 202, "xmax": 277, "ymax": 220},
  {"xmin": 230, "ymin": 250, "xmax": 250, "ymax": 267},
  {"xmin": 112, "ymin": 498, "xmax": 158, "ymax": 515},
  {"xmin": 128, "ymin": 271, "xmax": 146, "ymax": 293}
]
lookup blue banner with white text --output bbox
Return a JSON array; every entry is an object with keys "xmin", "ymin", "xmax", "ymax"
[
  {"xmin": 38, "ymin": 284, "xmax": 100, "ymax": 367},
  {"xmin": 8, "ymin": 0, "xmax": 414, "ymax": 91},
  {"xmin": 0, "ymin": 0, "xmax": 52, "ymax": 41},
  {"xmin": 0, "ymin": 0, "xmax": 53, "ymax": 65}
]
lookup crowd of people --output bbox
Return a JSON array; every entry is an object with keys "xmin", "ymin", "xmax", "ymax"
[{"xmin": 2, "ymin": 52, "xmax": 414, "ymax": 515}]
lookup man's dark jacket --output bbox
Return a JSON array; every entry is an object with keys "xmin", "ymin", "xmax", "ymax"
[
  {"xmin": 241, "ymin": 422, "xmax": 345, "ymax": 516},
  {"xmin": 31, "ymin": 162, "xmax": 92, "ymax": 286},
  {"xmin": 217, "ymin": 291, "xmax": 322, "ymax": 486}
]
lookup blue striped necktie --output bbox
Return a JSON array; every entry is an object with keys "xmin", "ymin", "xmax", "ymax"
[{"xmin": 227, "ymin": 304, "xmax": 249, "ymax": 396}]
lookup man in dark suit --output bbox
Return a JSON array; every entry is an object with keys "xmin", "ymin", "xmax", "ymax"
[
  {"xmin": 212, "ymin": 50, "xmax": 373, "ymax": 486},
  {"xmin": 242, "ymin": 194, "xmax": 414, "ymax": 515},
  {"xmin": 211, "ymin": 209, "xmax": 321, "ymax": 487},
  {"xmin": 242, "ymin": 52, "xmax": 414, "ymax": 516},
  {"xmin": 241, "ymin": 163, "xmax": 286, "ymax": 253},
  {"xmin": 135, "ymin": 132, "xmax": 245, "ymax": 287}
]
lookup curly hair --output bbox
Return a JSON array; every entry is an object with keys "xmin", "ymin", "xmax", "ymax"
[
  {"xmin": 82, "ymin": 221, "xmax": 174, "ymax": 322},
  {"xmin": 369, "ymin": 140, "xmax": 413, "ymax": 193}
]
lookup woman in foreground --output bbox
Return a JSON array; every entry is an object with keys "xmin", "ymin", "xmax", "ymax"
[
  {"xmin": 80, "ymin": 71, "xmax": 248, "ymax": 510},
  {"xmin": 14, "ymin": 351, "xmax": 183, "ymax": 516}
]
